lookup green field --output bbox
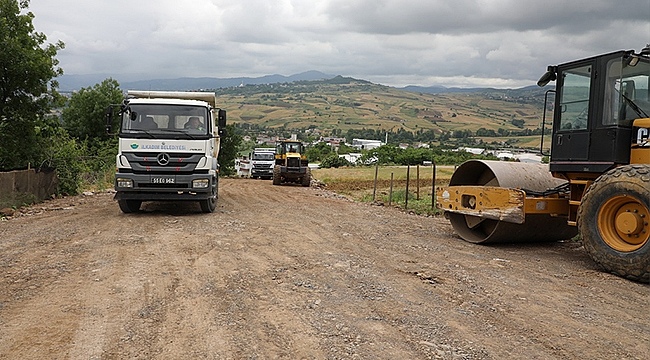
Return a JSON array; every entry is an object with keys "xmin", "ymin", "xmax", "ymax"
[{"xmin": 312, "ymin": 165, "xmax": 456, "ymax": 215}]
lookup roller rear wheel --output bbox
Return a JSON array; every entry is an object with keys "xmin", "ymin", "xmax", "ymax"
[{"xmin": 579, "ymin": 165, "xmax": 650, "ymax": 282}]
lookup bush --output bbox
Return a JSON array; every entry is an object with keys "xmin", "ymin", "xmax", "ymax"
[
  {"xmin": 320, "ymin": 154, "xmax": 351, "ymax": 168},
  {"xmin": 39, "ymin": 126, "xmax": 88, "ymax": 195}
]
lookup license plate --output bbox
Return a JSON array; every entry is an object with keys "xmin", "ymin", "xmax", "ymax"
[{"xmin": 151, "ymin": 177, "xmax": 175, "ymax": 184}]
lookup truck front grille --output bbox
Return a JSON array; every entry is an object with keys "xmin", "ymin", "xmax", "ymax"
[{"xmin": 124, "ymin": 152, "xmax": 203, "ymax": 174}]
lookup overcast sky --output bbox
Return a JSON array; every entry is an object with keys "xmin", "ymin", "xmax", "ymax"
[{"xmin": 27, "ymin": 0, "xmax": 650, "ymax": 88}]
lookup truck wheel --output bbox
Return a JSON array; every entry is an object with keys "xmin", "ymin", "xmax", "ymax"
[
  {"xmin": 200, "ymin": 186, "xmax": 217, "ymax": 213},
  {"xmin": 578, "ymin": 165, "xmax": 650, "ymax": 282},
  {"xmin": 272, "ymin": 165, "xmax": 281, "ymax": 185},
  {"xmin": 302, "ymin": 167, "xmax": 311, "ymax": 187},
  {"xmin": 118, "ymin": 200, "xmax": 141, "ymax": 213},
  {"xmin": 200, "ymin": 198, "xmax": 216, "ymax": 213}
]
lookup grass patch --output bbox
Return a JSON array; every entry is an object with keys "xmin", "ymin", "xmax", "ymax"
[
  {"xmin": 312, "ymin": 165, "xmax": 453, "ymax": 216},
  {"xmin": 0, "ymin": 192, "xmax": 38, "ymax": 210}
]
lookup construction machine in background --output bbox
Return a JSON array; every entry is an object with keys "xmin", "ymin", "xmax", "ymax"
[
  {"xmin": 249, "ymin": 148, "xmax": 276, "ymax": 180},
  {"xmin": 437, "ymin": 46, "xmax": 650, "ymax": 281},
  {"xmin": 273, "ymin": 140, "xmax": 311, "ymax": 186}
]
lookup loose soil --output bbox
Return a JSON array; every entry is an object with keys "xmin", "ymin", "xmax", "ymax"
[{"xmin": 0, "ymin": 178, "xmax": 648, "ymax": 359}]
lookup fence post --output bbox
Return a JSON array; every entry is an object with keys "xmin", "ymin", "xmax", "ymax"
[
  {"xmin": 372, "ymin": 161, "xmax": 379, "ymax": 202},
  {"xmin": 405, "ymin": 164, "xmax": 410, "ymax": 210},
  {"xmin": 416, "ymin": 165, "xmax": 420, "ymax": 200},
  {"xmin": 389, "ymin": 172, "xmax": 394, "ymax": 206},
  {"xmin": 431, "ymin": 158, "xmax": 437, "ymax": 212}
]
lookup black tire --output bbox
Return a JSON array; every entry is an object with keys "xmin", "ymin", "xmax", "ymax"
[
  {"xmin": 272, "ymin": 165, "xmax": 282, "ymax": 185},
  {"xmin": 578, "ymin": 165, "xmax": 650, "ymax": 282},
  {"xmin": 118, "ymin": 199, "xmax": 141, "ymax": 213},
  {"xmin": 200, "ymin": 197, "xmax": 216, "ymax": 213},
  {"xmin": 200, "ymin": 181, "xmax": 218, "ymax": 213},
  {"xmin": 301, "ymin": 167, "xmax": 311, "ymax": 187}
]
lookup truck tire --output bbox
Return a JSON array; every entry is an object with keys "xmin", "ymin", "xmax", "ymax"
[
  {"xmin": 578, "ymin": 165, "xmax": 650, "ymax": 282},
  {"xmin": 200, "ymin": 185, "xmax": 217, "ymax": 213},
  {"xmin": 302, "ymin": 167, "xmax": 311, "ymax": 187},
  {"xmin": 199, "ymin": 197, "xmax": 216, "ymax": 213},
  {"xmin": 118, "ymin": 200, "xmax": 142, "ymax": 213},
  {"xmin": 272, "ymin": 165, "xmax": 282, "ymax": 185}
]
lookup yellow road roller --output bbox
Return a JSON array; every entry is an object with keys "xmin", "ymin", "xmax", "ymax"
[{"xmin": 438, "ymin": 47, "xmax": 650, "ymax": 281}]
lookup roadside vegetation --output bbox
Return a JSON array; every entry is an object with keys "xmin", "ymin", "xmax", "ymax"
[{"xmin": 313, "ymin": 165, "xmax": 456, "ymax": 216}]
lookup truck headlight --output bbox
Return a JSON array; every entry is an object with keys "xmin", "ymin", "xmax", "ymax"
[
  {"xmin": 192, "ymin": 179, "xmax": 210, "ymax": 188},
  {"xmin": 116, "ymin": 178, "xmax": 133, "ymax": 188}
]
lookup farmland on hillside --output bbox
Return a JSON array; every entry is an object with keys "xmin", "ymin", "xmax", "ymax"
[{"xmin": 216, "ymin": 78, "xmax": 550, "ymax": 148}]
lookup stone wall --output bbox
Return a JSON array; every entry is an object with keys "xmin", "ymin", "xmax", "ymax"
[{"xmin": 0, "ymin": 168, "xmax": 58, "ymax": 208}]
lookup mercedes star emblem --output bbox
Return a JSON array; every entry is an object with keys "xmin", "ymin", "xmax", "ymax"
[{"xmin": 157, "ymin": 153, "xmax": 170, "ymax": 166}]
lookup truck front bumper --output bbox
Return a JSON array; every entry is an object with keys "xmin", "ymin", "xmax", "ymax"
[
  {"xmin": 251, "ymin": 169, "xmax": 273, "ymax": 177},
  {"xmin": 114, "ymin": 173, "xmax": 215, "ymax": 201}
]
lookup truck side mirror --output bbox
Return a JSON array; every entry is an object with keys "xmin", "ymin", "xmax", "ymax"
[
  {"xmin": 217, "ymin": 109, "xmax": 227, "ymax": 136},
  {"xmin": 105, "ymin": 105, "xmax": 114, "ymax": 134}
]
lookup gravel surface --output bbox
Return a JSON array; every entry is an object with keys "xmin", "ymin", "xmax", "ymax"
[{"xmin": 0, "ymin": 178, "xmax": 648, "ymax": 359}]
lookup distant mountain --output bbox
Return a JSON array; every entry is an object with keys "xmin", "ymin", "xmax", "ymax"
[
  {"xmin": 57, "ymin": 71, "xmax": 545, "ymax": 95},
  {"xmin": 400, "ymin": 85, "xmax": 499, "ymax": 94},
  {"xmin": 57, "ymin": 71, "xmax": 335, "ymax": 92},
  {"xmin": 399, "ymin": 84, "xmax": 545, "ymax": 95}
]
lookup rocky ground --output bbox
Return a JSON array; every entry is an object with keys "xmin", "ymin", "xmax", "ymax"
[{"xmin": 0, "ymin": 178, "xmax": 648, "ymax": 359}]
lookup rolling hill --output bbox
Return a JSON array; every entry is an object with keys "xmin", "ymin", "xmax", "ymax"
[{"xmin": 215, "ymin": 76, "xmax": 551, "ymax": 149}]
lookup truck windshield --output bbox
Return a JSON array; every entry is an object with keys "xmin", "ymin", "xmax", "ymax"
[
  {"xmin": 253, "ymin": 153, "xmax": 274, "ymax": 160},
  {"xmin": 120, "ymin": 104, "xmax": 209, "ymax": 138}
]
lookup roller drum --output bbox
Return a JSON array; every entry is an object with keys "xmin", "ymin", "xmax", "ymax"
[{"xmin": 447, "ymin": 160, "xmax": 577, "ymax": 244}]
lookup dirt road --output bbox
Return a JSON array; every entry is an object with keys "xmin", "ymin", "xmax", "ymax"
[{"xmin": 0, "ymin": 178, "xmax": 648, "ymax": 359}]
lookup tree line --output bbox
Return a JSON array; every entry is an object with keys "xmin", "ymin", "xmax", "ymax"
[{"xmin": 0, "ymin": 1, "xmax": 241, "ymax": 198}]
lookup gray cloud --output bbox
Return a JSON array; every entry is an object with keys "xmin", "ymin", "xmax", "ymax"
[{"xmin": 28, "ymin": 0, "xmax": 650, "ymax": 88}]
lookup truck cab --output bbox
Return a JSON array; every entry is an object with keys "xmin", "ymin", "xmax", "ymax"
[
  {"xmin": 249, "ymin": 148, "xmax": 276, "ymax": 180},
  {"xmin": 106, "ymin": 91, "xmax": 226, "ymax": 213}
]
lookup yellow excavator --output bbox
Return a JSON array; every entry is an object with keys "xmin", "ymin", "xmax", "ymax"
[
  {"xmin": 273, "ymin": 139, "xmax": 311, "ymax": 186},
  {"xmin": 438, "ymin": 46, "xmax": 650, "ymax": 282}
]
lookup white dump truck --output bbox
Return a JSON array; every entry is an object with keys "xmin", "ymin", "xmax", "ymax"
[
  {"xmin": 249, "ymin": 148, "xmax": 276, "ymax": 180},
  {"xmin": 105, "ymin": 91, "xmax": 226, "ymax": 213}
]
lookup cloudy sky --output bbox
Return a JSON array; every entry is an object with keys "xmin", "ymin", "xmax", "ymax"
[{"xmin": 27, "ymin": 0, "xmax": 650, "ymax": 88}]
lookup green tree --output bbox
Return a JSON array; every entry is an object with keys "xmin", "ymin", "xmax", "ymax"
[
  {"xmin": 320, "ymin": 153, "xmax": 351, "ymax": 168},
  {"xmin": 62, "ymin": 78, "xmax": 122, "ymax": 143},
  {"xmin": 58, "ymin": 78, "xmax": 123, "ymax": 192},
  {"xmin": 36, "ymin": 116, "xmax": 87, "ymax": 194},
  {"xmin": 0, "ymin": 0, "xmax": 64, "ymax": 170},
  {"xmin": 305, "ymin": 141, "xmax": 333, "ymax": 162},
  {"xmin": 218, "ymin": 124, "xmax": 243, "ymax": 176},
  {"xmin": 360, "ymin": 144, "xmax": 401, "ymax": 165}
]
